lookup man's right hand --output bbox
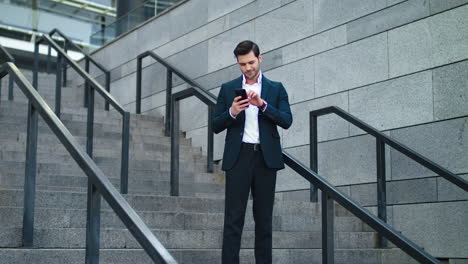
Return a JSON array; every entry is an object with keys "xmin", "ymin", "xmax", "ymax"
[{"xmin": 230, "ymin": 96, "xmax": 250, "ymax": 116}]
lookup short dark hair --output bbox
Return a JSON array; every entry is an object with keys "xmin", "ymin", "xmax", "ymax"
[{"xmin": 233, "ymin": 40, "xmax": 260, "ymax": 58}]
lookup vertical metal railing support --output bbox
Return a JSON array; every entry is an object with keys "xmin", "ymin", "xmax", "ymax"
[
  {"xmin": 84, "ymin": 58, "xmax": 90, "ymax": 108},
  {"xmin": 7, "ymin": 58, "xmax": 14, "ymax": 101},
  {"xmin": 120, "ymin": 112, "xmax": 130, "ymax": 194},
  {"xmin": 55, "ymin": 53, "xmax": 62, "ymax": 118},
  {"xmin": 86, "ymin": 83, "xmax": 95, "ymax": 158},
  {"xmin": 309, "ymin": 113, "xmax": 319, "ymax": 202},
  {"xmin": 105, "ymin": 72, "xmax": 110, "ymax": 111},
  {"xmin": 47, "ymin": 45, "xmax": 52, "ymax": 74},
  {"xmin": 136, "ymin": 57, "xmax": 142, "ymax": 114},
  {"xmin": 62, "ymin": 41, "xmax": 68, "ymax": 86},
  {"xmin": 207, "ymin": 105, "xmax": 214, "ymax": 173},
  {"xmin": 170, "ymin": 97, "xmax": 180, "ymax": 196},
  {"xmin": 376, "ymin": 137, "xmax": 387, "ymax": 248},
  {"xmin": 85, "ymin": 182, "xmax": 101, "ymax": 264},
  {"xmin": 322, "ymin": 191, "xmax": 335, "ymax": 264},
  {"xmin": 23, "ymin": 42, "xmax": 40, "ymax": 247},
  {"xmin": 165, "ymin": 69, "xmax": 172, "ymax": 137}
]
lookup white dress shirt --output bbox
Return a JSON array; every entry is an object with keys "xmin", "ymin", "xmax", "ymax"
[{"xmin": 241, "ymin": 73, "xmax": 262, "ymax": 143}]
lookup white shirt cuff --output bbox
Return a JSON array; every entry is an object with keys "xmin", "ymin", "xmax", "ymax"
[{"xmin": 229, "ymin": 107, "xmax": 237, "ymax": 119}]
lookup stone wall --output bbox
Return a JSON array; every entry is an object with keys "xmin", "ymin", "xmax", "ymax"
[{"xmin": 73, "ymin": 0, "xmax": 468, "ymax": 258}]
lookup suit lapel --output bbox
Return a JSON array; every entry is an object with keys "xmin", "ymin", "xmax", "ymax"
[{"xmin": 260, "ymin": 75, "xmax": 270, "ymax": 103}]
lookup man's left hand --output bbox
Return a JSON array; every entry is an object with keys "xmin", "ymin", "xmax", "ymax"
[{"xmin": 247, "ymin": 90, "xmax": 264, "ymax": 107}]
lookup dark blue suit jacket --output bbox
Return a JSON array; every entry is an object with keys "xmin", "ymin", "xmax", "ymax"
[{"xmin": 212, "ymin": 75, "xmax": 293, "ymax": 171}]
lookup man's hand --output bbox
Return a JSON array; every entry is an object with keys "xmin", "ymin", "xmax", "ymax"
[
  {"xmin": 247, "ymin": 90, "xmax": 264, "ymax": 107},
  {"xmin": 230, "ymin": 96, "xmax": 250, "ymax": 116}
]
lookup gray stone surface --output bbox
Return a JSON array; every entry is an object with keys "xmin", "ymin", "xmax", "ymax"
[
  {"xmin": 347, "ymin": 0, "xmax": 430, "ymax": 42},
  {"xmin": 430, "ymin": 4, "xmax": 468, "ymax": 67},
  {"xmin": 313, "ymin": 0, "xmax": 387, "ymax": 33},
  {"xmin": 349, "ymin": 71, "xmax": 433, "ymax": 134},
  {"xmin": 254, "ymin": 0, "xmax": 314, "ymax": 53},
  {"xmin": 433, "ymin": 60, "xmax": 468, "ymax": 120},
  {"xmin": 264, "ymin": 56, "xmax": 314, "ymax": 104},
  {"xmin": 261, "ymin": 48, "xmax": 283, "ymax": 72},
  {"xmin": 195, "ymin": 64, "xmax": 240, "ymax": 90},
  {"xmin": 207, "ymin": 21, "xmax": 255, "ymax": 73},
  {"xmin": 140, "ymin": 62, "xmax": 168, "ymax": 97},
  {"xmin": 282, "ymin": 92, "xmax": 349, "ymax": 148},
  {"xmin": 390, "ymin": 117, "xmax": 468, "ymax": 180},
  {"xmin": 108, "ymin": 73, "xmax": 136, "ymax": 106},
  {"xmin": 281, "ymin": 25, "xmax": 347, "ymax": 65},
  {"xmin": 226, "ymin": 0, "xmax": 282, "ymax": 30},
  {"xmin": 392, "ymin": 201, "xmax": 468, "ymax": 258},
  {"xmin": 314, "ymin": 33, "xmax": 388, "ymax": 97},
  {"xmin": 168, "ymin": 0, "xmax": 208, "ymax": 40},
  {"xmin": 429, "ymin": 0, "xmax": 468, "ymax": 14},
  {"xmin": 389, "ymin": 5, "xmax": 468, "ymax": 78},
  {"xmin": 437, "ymin": 174, "xmax": 468, "ymax": 202},
  {"xmin": 387, "ymin": 177, "xmax": 438, "ymax": 204},
  {"xmin": 166, "ymin": 41, "xmax": 209, "ymax": 79},
  {"xmin": 135, "ymin": 12, "xmax": 171, "ymax": 54},
  {"xmin": 277, "ymin": 145, "xmax": 311, "ymax": 192},
  {"xmin": 207, "ymin": 0, "xmax": 254, "ymax": 22}
]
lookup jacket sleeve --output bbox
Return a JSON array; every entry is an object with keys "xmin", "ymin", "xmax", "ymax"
[
  {"xmin": 212, "ymin": 84, "xmax": 235, "ymax": 134},
  {"xmin": 261, "ymin": 83, "xmax": 293, "ymax": 129}
]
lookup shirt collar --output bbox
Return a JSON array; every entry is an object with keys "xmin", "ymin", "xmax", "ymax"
[{"xmin": 242, "ymin": 71, "xmax": 263, "ymax": 85}]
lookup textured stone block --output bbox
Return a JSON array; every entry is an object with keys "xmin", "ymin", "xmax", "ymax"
[
  {"xmin": 317, "ymin": 134, "xmax": 380, "ymax": 186},
  {"xmin": 207, "ymin": 21, "xmax": 255, "ymax": 73},
  {"xmin": 179, "ymin": 96, "xmax": 208, "ymax": 132},
  {"xmin": 254, "ymin": 0, "xmax": 314, "ymax": 53},
  {"xmin": 429, "ymin": 0, "xmax": 468, "ymax": 14},
  {"xmin": 387, "ymin": 178, "xmax": 438, "ymax": 204},
  {"xmin": 264, "ymin": 56, "xmax": 314, "ymax": 104},
  {"xmin": 437, "ymin": 174, "xmax": 468, "ymax": 202},
  {"xmin": 207, "ymin": 0, "xmax": 254, "ymax": 22},
  {"xmin": 388, "ymin": 19, "xmax": 432, "ymax": 78},
  {"xmin": 141, "ymin": 62, "xmax": 168, "ymax": 97},
  {"xmin": 166, "ymin": 41, "xmax": 208, "ymax": 79},
  {"xmin": 97, "ymin": 31, "xmax": 138, "ymax": 70},
  {"xmin": 168, "ymin": 0, "xmax": 208, "ymax": 40},
  {"xmin": 226, "ymin": 0, "xmax": 282, "ymax": 29},
  {"xmin": 277, "ymin": 145, "xmax": 311, "ymax": 192},
  {"xmin": 392, "ymin": 201, "xmax": 468, "ymax": 257},
  {"xmin": 281, "ymin": 25, "xmax": 347, "ymax": 65},
  {"xmin": 109, "ymin": 73, "xmax": 136, "ymax": 106},
  {"xmin": 349, "ymin": 71, "xmax": 433, "ymax": 134},
  {"xmin": 195, "ymin": 64, "xmax": 240, "ymax": 90},
  {"xmin": 433, "ymin": 60, "xmax": 468, "ymax": 120},
  {"xmin": 430, "ymin": 4, "xmax": 468, "ymax": 67},
  {"xmin": 347, "ymin": 0, "xmax": 430, "ymax": 42},
  {"xmin": 390, "ymin": 118, "xmax": 468, "ymax": 180},
  {"xmin": 315, "ymin": 33, "xmax": 388, "ymax": 97},
  {"xmin": 135, "ymin": 13, "xmax": 171, "ymax": 54},
  {"xmin": 313, "ymin": 0, "xmax": 386, "ymax": 33},
  {"xmin": 349, "ymin": 183, "xmax": 377, "ymax": 207},
  {"xmin": 282, "ymin": 92, "xmax": 349, "ymax": 148},
  {"xmin": 261, "ymin": 48, "xmax": 283, "ymax": 72}
]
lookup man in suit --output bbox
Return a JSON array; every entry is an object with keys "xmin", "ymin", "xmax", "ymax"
[{"xmin": 212, "ymin": 40, "xmax": 293, "ymax": 264}]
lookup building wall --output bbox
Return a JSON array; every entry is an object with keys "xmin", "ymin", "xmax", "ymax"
[{"xmin": 74, "ymin": 0, "xmax": 468, "ymax": 258}]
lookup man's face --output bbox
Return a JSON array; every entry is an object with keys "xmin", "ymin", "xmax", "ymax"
[{"xmin": 237, "ymin": 51, "xmax": 262, "ymax": 83}]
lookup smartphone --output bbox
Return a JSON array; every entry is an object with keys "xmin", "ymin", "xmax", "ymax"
[{"xmin": 234, "ymin": 89, "xmax": 248, "ymax": 100}]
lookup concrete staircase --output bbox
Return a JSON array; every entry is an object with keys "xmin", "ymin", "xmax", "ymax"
[{"xmin": 0, "ymin": 70, "xmax": 418, "ymax": 263}]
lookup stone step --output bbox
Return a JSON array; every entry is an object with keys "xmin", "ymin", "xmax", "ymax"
[
  {"xmin": 0, "ymin": 227, "xmax": 379, "ymax": 250},
  {"xmin": 0, "ymin": 189, "xmax": 352, "ymax": 218},
  {"xmin": 0, "ymin": 206, "xmax": 370, "ymax": 233},
  {"xmin": 0, "ymin": 248, "xmax": 418, "ymax": 264}
]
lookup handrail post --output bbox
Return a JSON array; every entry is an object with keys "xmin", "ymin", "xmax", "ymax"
[
  {"xmin": 86, "ymin": 83, "xmax": 94, "ymax": 158},
  {"xmin": 46, "ymin": 45, "xmax": 52, "ymax": 74},
  {"xmin": 33, "ymin": 42, "xmax": 39, "ymax": 91},
  {"xmin": 136, "ymin": 57, "xmax": 142, "ymax": 114},
  {"xmin": 8, "ymin": 58, "xmax": 14, "ymax": 101},
  {"xmin": 165, "ymin": 69, "xmax": 172, "ymax": 137},
  {"xmin": 62, "ymin": 41, "xmax": 68, "ymax": 87},
  {"xmin": 120, "ymin": 112, "xmax": 130, "ymax": 194},
  {"xmin": 322, "ymin": 191, "xmax": 335, "ymax": 264},
  {"xmin": 207, "ymin": 105, "xmax": 214, "ymax": 173},
  {"xmin": 376, "ymin": 137, "xmax": 387, "ymax": 248},
  {"xmin": 55, "ymin": 53, "xmax": 62, "ymax": 118},
  {"xmin": 23, "ymin": 103, "xmax": 39, "ymax": 247},
  {"xmin": 309, "ymin": 113, "xmax": 319, "ymax": 202},
  {"xmin": 170, "ymin": 96, "xmax": 179, "ymax": 196},
  {"xmin": 84, "ymin": 58, "xmax": 90, "ymax": 108},
  {"xmin": 85, "ymin": 182, "xmax": 101, "ymax": 264},
  {"xmin": 105, "ymin": 72, "xmax": 110, "ymax": 111}
]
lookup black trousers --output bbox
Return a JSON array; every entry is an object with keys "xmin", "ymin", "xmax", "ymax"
[{"xmin": 222, "ymin": 143, "xmax": 277, "ymax": 264}]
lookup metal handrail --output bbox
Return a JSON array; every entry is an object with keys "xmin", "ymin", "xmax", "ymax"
[
  {"xmin": 136, "ymin": 50, "xmax": 216, "ymax": 174},
  {"xmin": 0, "ymin": 44, "xmax": 15, "ymax": 101},
  {"xmin": 47, "ymin": 28, "xmax": 111, "ymax": 110},
  {"xmin": 309, "ymin": 106, "xmax": 468, "ymax": 248},
  {"xmin": 0, "ymin": 62, "xmax": 177, "ymax": 264},
  {"xmin": 35, "ymin": 34, "xmax": 131, "ymax": 194}
]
